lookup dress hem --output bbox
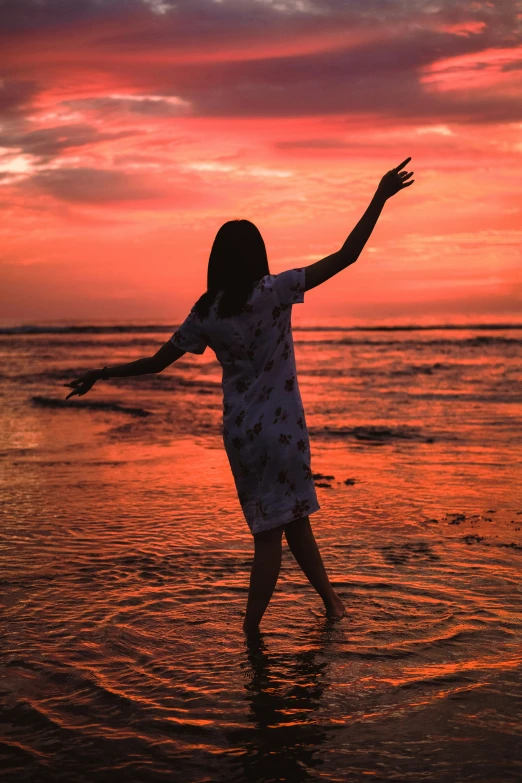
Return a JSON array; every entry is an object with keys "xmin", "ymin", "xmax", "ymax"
[{"xmin": 248, "ymin": 498, "xmax": 321, "ymax": 535}]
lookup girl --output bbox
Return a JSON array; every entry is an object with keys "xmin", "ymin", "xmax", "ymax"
[{"xmin": 65, "ymin": 157, "xmax": 414, "ymax": 634}]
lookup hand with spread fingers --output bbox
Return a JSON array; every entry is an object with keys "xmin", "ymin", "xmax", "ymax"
[
  {"xmin": 376, "ymin": 156, "xmax": 415, "ymax": 201},
  {"xmin": 63, "ymin": 369, "xmax": 101, "ymax": 400}
]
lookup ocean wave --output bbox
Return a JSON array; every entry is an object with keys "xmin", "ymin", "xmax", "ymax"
[
  {"xmin": 31, "ymin": 395, "xmax": 152, "ymax": 417},
  {"xmin": 0, "ymin": 325, "xmax": 172, "ymax": 335},
  {"xmin": 309, "ymin": 424, "xmax": 434, "ymax": 443},
  {"xmin": 7, "ymin": 333, "xmax": 521, "ymax": 351},
  {"xmin": 296, "ymin": 336, "xmax": 522, "ymax": 347},
  {"xmin": 2, "ymin": 323, "xmax": 522, "ymax": 335}
]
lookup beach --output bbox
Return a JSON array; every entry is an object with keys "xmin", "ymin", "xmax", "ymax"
[{"xmin": 1, "ymin": 321, "xmax": 521, "ymax": 782}]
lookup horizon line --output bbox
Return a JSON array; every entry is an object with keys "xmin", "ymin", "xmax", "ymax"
[{"xmin": 2, "ymin": 322, "xmax": 522, "ymax": 335}]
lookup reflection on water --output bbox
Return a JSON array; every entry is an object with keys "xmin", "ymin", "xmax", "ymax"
[
  {"xmin": 1, "ymin": 323, "xmax": 522, "ymax": 782},
  {"xmin": 231, "ymin": 628, "xmax": 332, "ymax": 782}
]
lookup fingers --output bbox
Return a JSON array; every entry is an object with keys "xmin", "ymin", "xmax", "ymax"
[
  {"xmin": 394, "ymin": 156, "xmax": 412, "ymax": 172},
  {"xmin": 65, "ymin": 381, "xmax": 91, "ymax": 399},
  {"xmin": 65, "ymin": 386, "xmax": 90, "ymax": 399}
]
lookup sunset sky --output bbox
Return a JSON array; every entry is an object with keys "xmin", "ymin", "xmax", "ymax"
[{"xmin": 1, "ymin": 0, "xmax": 521, "ymax": 324}]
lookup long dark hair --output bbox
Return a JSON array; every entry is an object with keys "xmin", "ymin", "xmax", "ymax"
[{"xmin": 193, "ymin": 219, "xmax": 270, "ymax": 319}]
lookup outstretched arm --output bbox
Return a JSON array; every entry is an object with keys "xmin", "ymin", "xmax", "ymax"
[
  {"xmin": 64, "ymin": 340, "xmax": 186, "ymax": 399},
  {"xmin": 304, "ymin": 157, "xmax": 414, "ymax": 292}
]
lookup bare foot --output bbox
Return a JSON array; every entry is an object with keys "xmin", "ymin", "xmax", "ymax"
[{"xmin": 325, "ymin": 592, "xmax": 346, "ymax": 620}]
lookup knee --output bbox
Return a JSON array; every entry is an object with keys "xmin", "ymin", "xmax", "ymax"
[{"xmin": 284, "ymin": 515, "xmax": 310, "ymax": 540}]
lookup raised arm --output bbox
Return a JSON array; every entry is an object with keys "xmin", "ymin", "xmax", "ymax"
[{"xmin": 304, "ymin": 157, "xmax": 414, "ymax": 292}]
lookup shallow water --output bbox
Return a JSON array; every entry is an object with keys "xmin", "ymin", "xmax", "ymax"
[{"xmin": 1, "ymin": 322, "xmax": 521, "ymax": 782}]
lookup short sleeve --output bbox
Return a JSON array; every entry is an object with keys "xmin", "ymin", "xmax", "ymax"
[
  {"xmin": 170, "ymin": 308, "xmax": 207, "ymax": 355},
  {"xmin": 271, "ymin": 267, "xmax": 306, "ymax": 307}
]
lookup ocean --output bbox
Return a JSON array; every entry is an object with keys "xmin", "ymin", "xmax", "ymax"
[{"xmin": 1, "ymin": 320, "xmax": 521, "ymax": 782}]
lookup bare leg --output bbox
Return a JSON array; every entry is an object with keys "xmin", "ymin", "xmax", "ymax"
[
  {"xmin": 284, "ymin": 516, "xmax": 345, "ymax": 619},
  {"xmin": 243, "ymin": 525, "xmax": 284, "ymax": 634}
]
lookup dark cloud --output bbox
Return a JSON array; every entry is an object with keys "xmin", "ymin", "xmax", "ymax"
[
  {"xmin": 22, "ymin": 167, "xmax": 164, "ymax": 203},
  {"xmin": 1, "ymin": 1, "xmax": 521, "ymax": 126},
  {"xmin": 0, "ymin": 0, "xmax": 132, "ymax": 33},
  {"xmin": 0, "ymin": 123, "xmax": 140, "ymax": 162},
  {"xmin": 502, "ymin": 59, "xmax": 522, "ymax": 72},
  {"xmin": 2, "ymin": 0, "xmax": 515, "ymax": 48},
  {"xmin": 0, "ymin": 0, "xmax": 340, "ymax": 39},
  {"xmin": 67, "ymin": 8, "xmax": 519, "ymax": 123},
  {"xmin": 95, "ymin": 0, "xmax": 341, "ymax": 51},
  {"xmin": 19, "ymin": 165, "xmax": 215, "ymax": 207},
  {"xmin": 62, "ymin": 0, "xmax": 521, "ymax": 54},
  {"xmin": 0, "ymin": 79, "xmax": 41, "ymax": 116},
  {"xmin": 169, "ymin": 31, "xmax": 522, "ymax": 123},
  {"xmin": 60, "ymin": 96, "xmax": 190, "ymax": 119}
]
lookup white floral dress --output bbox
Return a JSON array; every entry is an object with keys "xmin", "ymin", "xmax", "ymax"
[{"xmin": 170, "ymin": 267, "xmax": 320, "ymax": 535}]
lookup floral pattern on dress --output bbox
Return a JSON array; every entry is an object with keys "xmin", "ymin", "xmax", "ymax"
[{"xmin": 170, "ymin": 267, "xmax": 320, "ymax": 535}]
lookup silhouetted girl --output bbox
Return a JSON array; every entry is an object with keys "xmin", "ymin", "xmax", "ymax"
[{"xmin": 65, "ymin": 157, "xmax": 414, "ymax": 633}]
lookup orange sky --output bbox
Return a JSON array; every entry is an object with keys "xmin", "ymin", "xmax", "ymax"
[{"xmin": 1, "ymin": 0, "xmax": 521, "ymax": 324}]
